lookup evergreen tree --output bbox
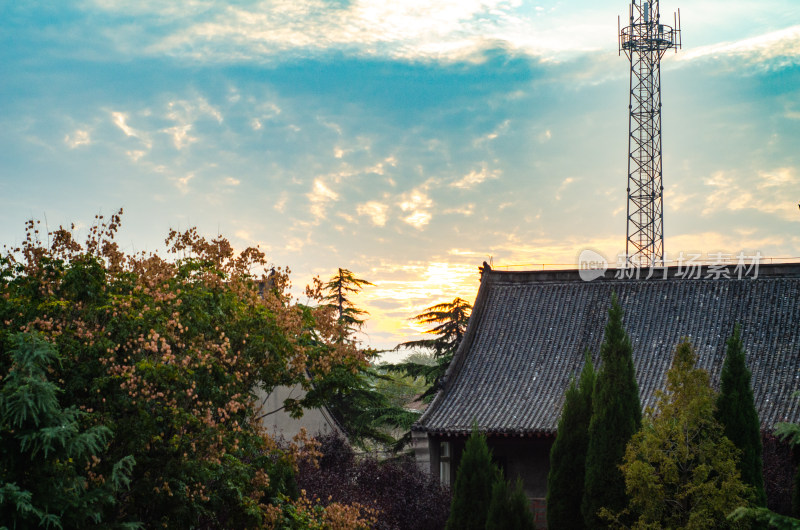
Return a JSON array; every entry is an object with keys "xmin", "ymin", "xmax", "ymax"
[
  {"xmin": 547, "ymin": 349, "xmax": 595, "ymax": 529},
  {"xmin": 389, "ymin": 297, "xmax": 472, "ymax": 402},
  {"xmin": 608, "ymin": 339, "xmax": 754, "ymax": 528},
  {"xmin": 317, "ymin": 269, "xmax": 417, "ymax": 450},
  {"xmin": 715, "ymin": 324, "xmax": 767, "ymax": 506},
  {"xmin": 446, "ymin": 426, "xmax": 500, "ymax": 530},
  {"xmin": 322, "ymin": 268, "xmax": 374, "ymax": 337},
  {"xmin": 582, "ymin": 293, "xmax": 641, "ymax": 528},
  {"xmin": 775, "ymin": 395, "xmax": 800, "ymax": 517},
  {"xmin": 486, "ymin": 476, "xmax": 535, "ymax": 530},
  {"xmin": 0, "ymin": 333, "xmax": 136, "ymax": 528}
]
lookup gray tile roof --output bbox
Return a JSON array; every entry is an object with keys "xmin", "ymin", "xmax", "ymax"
[{"xmin": 414, "ymin": 264, "xmax": 800, "ymax": 437}]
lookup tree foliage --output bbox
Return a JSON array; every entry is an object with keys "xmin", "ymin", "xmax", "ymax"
[
  {"xmin": 582, "ymin": 293, "xmax": 642, "ymax": 528},
  {"xmin": 390, "ymin": 297, "xmax": 472, "ymax": 403},
  {"xmin": 547, "ymin": 349, "xmax": 595, "ymax": 529},
  {"xmin": 606, "ymin": 339, "xmax": 754, "ymax": 529},
  {"xmin": 715, "ymin": 324, "xmax": 767, "ymax": 506},
  {"xmin": 0, "ymin": 212, "xmax": 371, "ymax": 527},
  {"xmin": 295, "ymin": 432, "xmax": 451, "ymax": 530},
  {"xmin": 322, "ymin": 268, "xmax": 374, "ymax": 337},
  {"xmin": 316, "ymin": 269, "xmax": 419, "ymax": 451},
  {"xmin": 776, "ymin": 393, "xmax": 800, "ymax": 517},
  {"xmin": 446, "ymin": 427, "xmax": 500, "ymax": 530},
  {"xmin": 0, "ymin": 333, "xmax": 137, "ymax": 528},
  {"xmin": 486, "ymin": 476, "xmax": 535, "ymax": 530}
]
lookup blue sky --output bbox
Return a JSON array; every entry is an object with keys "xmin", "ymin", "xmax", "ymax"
[{"xmin": 2, "ymin": 0, "xmax": 799, "ymax": 356}]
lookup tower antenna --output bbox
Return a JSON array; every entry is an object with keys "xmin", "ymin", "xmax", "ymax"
[{"xmin": 620, "ymin": 0, "xmax": 681, "ymax": 266}]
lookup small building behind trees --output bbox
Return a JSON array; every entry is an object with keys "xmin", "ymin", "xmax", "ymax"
[{"xmin": 412, "ymin": 263, "xmax": 800, "ymax": 527}]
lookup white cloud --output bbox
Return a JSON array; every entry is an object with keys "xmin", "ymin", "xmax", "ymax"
[
  {"xmin": 88, "ymin": 0, "xmax": 618, "ymax": 63},
  {"xmin": 64, "ymin": 129, "xmax": 91, "ymax": 148},
  {"xmin": 126, "ymin": 150, "xmax": 147, "ymax": 162},
  {"xmin": 702, "ymin": 168, "xmax": 800, "ymax": 220},
  {"xmin": 176, "ymin": 172, "xmax": 195, "ymax": 193},
  {"xmin": 111, "ymin": 111, "xmax": 152, "ymax": 147},
  {"xmin": 307, "ymin": 179, "xmax": 339, "ymax": 221},
  {"xmin": 681, "ymin": 25, "xmax": 800, "ymax": 69},
  {"xmin": 163, "ymin": 124, "xmax": 197, "ymax": 150},
  {"xmin": 555, "ymin": 177, "xmax": 575, "ymax": 201},
  {"xmin": 357, "ymin": 201, "xmax": 389, "ymax": 226},
  {"xmin": 451, "ymin": 166, "xmax": 501, "ymax": 189},
  {"xmin": 274, "ymin": 192, "xmax": 288, "ymax": 213},
  {"xmin": 224, "ymin": 177, "xmax": 241, "ymax": 186},
  {"xmin": 399, "ymin": 188, "xmax": 434, "ymax": 229}
]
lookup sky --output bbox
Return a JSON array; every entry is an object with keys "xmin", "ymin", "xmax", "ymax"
[{"xmin": 2, "ymin": 0, "xmax": 799, "ymax": 359}]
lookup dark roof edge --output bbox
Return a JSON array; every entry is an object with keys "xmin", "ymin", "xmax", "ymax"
[
  {"xmin": 485, "ymin": 262, "xmax": 800, "ymax": 283},
  {"xmin": 413, "ymin": 264, "xmax": 495, "ymax": 432}
]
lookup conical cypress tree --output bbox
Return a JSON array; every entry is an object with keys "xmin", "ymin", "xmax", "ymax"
[
  {"xmin": 486, "ymin": 476, "xmax": 535, "ymax": 530},
  {"xmin": 446, "ymin": 426, "xmax": 501, "ymax": 530},
  {"xmin": 715, "ymin": 324, "xmax": 767, "ymax": 506},
  {"xmin": 547, "ymin": 350, "xmax": 595, "ymax": 529},
  {"xmin": 582, "ymin": 293, "xmax": 641, "ymax": 528}
]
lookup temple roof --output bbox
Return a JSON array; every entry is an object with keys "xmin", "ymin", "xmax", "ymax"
[{"xmin": 414, "ymin": 263, "xmax": 800, "ymax": 437}]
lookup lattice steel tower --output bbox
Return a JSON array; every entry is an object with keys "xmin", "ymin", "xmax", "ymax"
[{"xmin": 619, "ymin": 0, "xmax": 681, "ymax": 266}]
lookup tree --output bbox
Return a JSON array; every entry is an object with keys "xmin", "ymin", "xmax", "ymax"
[
  {"xmin": 390, "ymin": 297, "xmax": 472, "ymax": 402},
  {"xmin": 315, "ymin": 269, "xmax": 418, "ymax": 451},
  {"xmin": 582, "ymin": 293, "xmax": 641, "ymax": 528},
  {"xmin": 486, "ymin": 476, "xmax": 535, "ymax": 530},
  {"xmin": 547, "ymin": 349, "xmax": 595, "ymax": 529},
  {"xmin": 606, "ymin": 339, "xmax": 754, "ymax": 529},
  {"xmin": 446, "ymin": 426, "xmax": 500, "ymax": 530},
  {"xmin": 715, "ymin": 324, "xmax": 767, "ymax": 506},
  {"xmin": 776, "ymin": 394, "xmax": 800, "ymax": 517},
  {"xmin": 0, "ymin": 333, "xmax": 137, "ymax": 528},
  {"xmin": 322, "ymin": 268, "xmax": 374, "ymax": 337},
  {"xmin": 295, "ymin": 432, "xmax": 451, "ymax": 530},
  {"xmin": 0, "ymin": 213, "xmax": 371, "ymax": 527}
]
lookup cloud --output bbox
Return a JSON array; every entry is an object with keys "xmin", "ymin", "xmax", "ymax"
[
  {"xmin": 176, "ymin": 172, "xmax": 195, "ymax": 193},
  {"xmin": 357, "ymin": 201, "xmax": 389, "ymax": 226},
  {"xmin": 555, "ymin": 177, "xmax": 575, "ymax": 201},
  {"xmin": 126, "ymin": 150, "xmax": 147, "ymax": 162},
  {"xmin": 163, "ymin": 124, "xmax": 197, "ymax": 150},
  {"xmin": 224, "ymin": 177, "xmax": 240, "ymax": 186},
  {"xmin": 307, "ymin": 179, "xmax": 339, "ymax": 221},
  {"xmin": 444, "ymin": 204, "xmax": 475, "ymax": 216},
  {"xmin": 64, "ymin": 129, "xmax": 91, "ymax": 148},
  {"xmin": 398, "ymin": 188, "xmax": 434, "ymax": 229},
  {"xmin": 111, "ymin": 111, "xmax": 151, "ymax": 147},
  {"xmin": 680, "ymin": 25, "xmax": 800, "ymax": 70},
  {"xmin": 85, "ymin": 0, "xmax": 612, "ymax": 63},
  {"xmin": 274, "ymin": 192, "xmax": 288, "ymax": 213},
  {"xmin": 451, "ymin": 166, "xmax": 501, "ymax": 189},
  {"xmin": 702, "ymin": 168, "xmax": 800, "ymax": 220}
]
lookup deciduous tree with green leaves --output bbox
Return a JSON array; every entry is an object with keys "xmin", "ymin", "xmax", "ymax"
[
  {"xmin": 0, "ymin": 212, "xmax": 373, "ymax": 528},
  {"xmin": 715, "ymin": 324, "xmax": 767, "ymax": 506},
  {"xmin": 547, "ymin": 349, "xmax": 595, "ymax": 529},
  {"xmin": 582, "ymin": 293, "xmax": 641, "ymax": 528},
  {"xmin": 605, "ymin": 339, "xmax": 754, "ymax": 529}
]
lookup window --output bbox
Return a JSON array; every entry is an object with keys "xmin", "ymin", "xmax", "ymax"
[{"xmin": 439, "ymin": 441, "xmax": 451, "ymax": 486}]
